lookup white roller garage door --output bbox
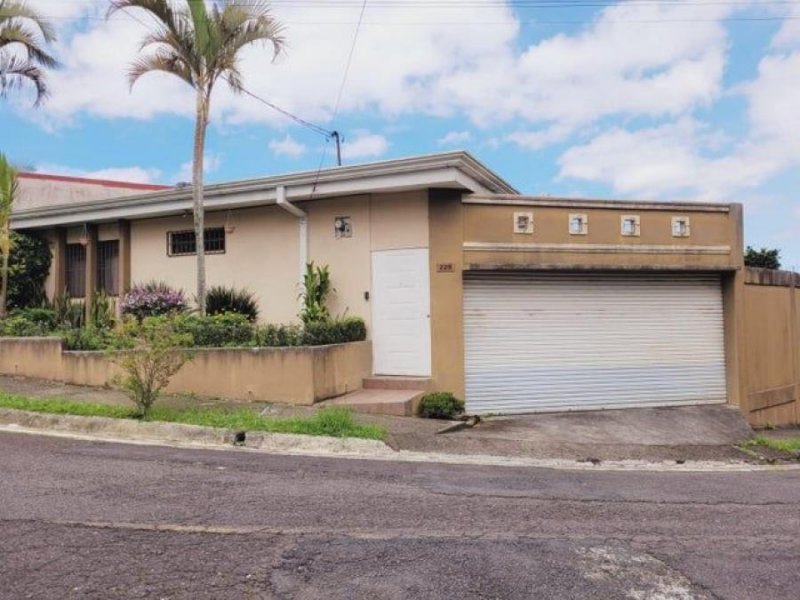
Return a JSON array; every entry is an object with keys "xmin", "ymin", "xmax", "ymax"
[{"xmin": 464, "ymin": 273, "xmax": 727, "ymax": 414}]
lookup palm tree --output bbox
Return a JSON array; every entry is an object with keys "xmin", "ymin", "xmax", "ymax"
[
  {"xmin": 0, "ymin": 153, "xmax": 17, "ymax": 318},
  {"xmin": 109, "ymin": 0, "xmax": 284, "ymax": 315},
  {"xmin": 0, "ymin": 0, "xmax": 58, "ymax": 105}
]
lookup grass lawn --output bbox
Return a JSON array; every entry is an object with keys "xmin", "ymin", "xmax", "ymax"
[
  {"xmin": 0, "ymin": 393, "xmax": 385, "ymax": 441},
  {"xmin": 746, "ymin": 435, "xmax": 800, "ymax": 455}
]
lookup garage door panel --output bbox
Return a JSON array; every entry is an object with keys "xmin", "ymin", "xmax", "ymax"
[{"xmin": 464, "ymin": 273, "xmax": 727, "ymax": 414}]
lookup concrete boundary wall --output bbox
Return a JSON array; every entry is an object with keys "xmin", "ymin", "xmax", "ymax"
[
  {"xmin": 742, "ymin": 267, "xmax": 800, "ymax": 427},
  {"xmin": 0, "ymin": 339, "xmax": 371, "ymax": 406}
]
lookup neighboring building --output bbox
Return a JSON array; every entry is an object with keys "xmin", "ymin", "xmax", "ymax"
[{"xmin": 8, "ymin": 152, "xmax": 764, "ymax": 419}]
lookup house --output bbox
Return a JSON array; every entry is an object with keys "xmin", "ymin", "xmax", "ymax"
[{"xmin": 9, "ymin": 152, "xmax": 799, "ymax": 425}]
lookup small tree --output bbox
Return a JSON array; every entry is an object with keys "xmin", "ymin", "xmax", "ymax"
[
  {"xmin": 111, "ymin": 318, "xmax": 194, "ymax": 418},
  {"xmin": 744, "ymin": 246, "xmax": 781, "ymax": 270}
]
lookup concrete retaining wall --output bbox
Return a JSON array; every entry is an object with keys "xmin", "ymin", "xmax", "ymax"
[{"xmin": 0, "ymin": 338, "xmax": 372, "ymax": 405}]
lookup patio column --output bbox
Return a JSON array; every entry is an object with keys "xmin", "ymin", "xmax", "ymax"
[
  {"xmin": 118, "ymin": 219, "xmax": 131, "ymax": 295},
  {"xmin": 52, "ymin": 227, "xmax": 67, "ymax": 298},
  {"xmin": 84, "ymin": 224, "xmax": 97, "ymax": 324}
]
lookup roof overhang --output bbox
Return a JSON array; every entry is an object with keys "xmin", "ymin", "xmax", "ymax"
[{"xmin": 12, "ymin": 151, "xmax": 518, "ymax": 229}]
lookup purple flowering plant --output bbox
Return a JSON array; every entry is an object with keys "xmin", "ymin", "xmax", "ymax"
[{"xmin": 121, "ymin": 282, "xmax": 188, "ymax": 321}]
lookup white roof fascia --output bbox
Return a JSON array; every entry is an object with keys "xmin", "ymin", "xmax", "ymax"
[{"xmin": 12, "ymin": 152, "xmax": 517, "ymax": 229}]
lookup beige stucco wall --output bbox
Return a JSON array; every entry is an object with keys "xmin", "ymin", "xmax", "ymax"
[
  {"xmin": 131, "ymin": 206, "xmax": 301, "ymax": 324},
  {"xmin": 463, "ymin": 203, "xmax": 737, "ymax": 271},
  {"xmin": 304, "ymin": 190, "xmax": 429, "ymax": 328},
  {"xmin": 125, "ymin": 190, "xmax": 429, "ymax": 327},
  {"xmin": 0, "ymin": 338, "xmax": 371, "ymax": 405}
]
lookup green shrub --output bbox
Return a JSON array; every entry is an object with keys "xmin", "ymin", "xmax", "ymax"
[
  {"xmin": 6, "ymin": 232, "xmax": 51, "ymax": 310},
  {"xmin": 418, "ymin": 392, "xmax": 464, "ymax": 420},
  {"xmin": 0, "ymin": 315, "xmax": 52, "ymax": 337},
  {"xmin": 61, "ymin": 327, "xmax": 113, "ymax": 351},
  {"xmin": 253, "ymin": 323, "xmax": 304, "ymax": 347},
  {"xmin": 206, "ymin": 286, "xmax": 259, "ymax": 322},
  {"xmin": 174, "ymin": 313, "xmax": 253, "ymax": 347},
  {"xmin": 10, "ymin": 307, "xmax": 57, "ymax": 329},
  {"xmin": 302, "ymin": 317, "xmax": 367, "ymax": 346}
]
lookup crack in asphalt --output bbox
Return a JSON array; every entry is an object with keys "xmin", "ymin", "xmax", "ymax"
[{"xmin": 3, "ymin": 518, "xmax": 797, "ymax": 546}]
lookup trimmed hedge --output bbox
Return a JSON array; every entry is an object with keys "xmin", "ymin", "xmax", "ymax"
[
  {"xmin": 418, "ymin": 392, "xmax": 464, "ymax": 420},
  {"xmin": 0, "ymin": 312, "xmax": 368, "ymax": 351},
  {"xmin": 302, "ymin": 317, "xmax": 367, "ymax": 346},
  {"xmin": 174, "ymin": 313, "xmax": 254, "ymax": 348}
]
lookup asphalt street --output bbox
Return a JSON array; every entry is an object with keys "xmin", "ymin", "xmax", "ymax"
[{"xmin": 0, "ymin": 431, "xmax": 798, "ymax": 599}]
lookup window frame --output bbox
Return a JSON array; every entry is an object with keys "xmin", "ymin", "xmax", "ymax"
[
  {"xmin": 672, "ymin": 216, "xmax": 691, "ymax": 238},
  {"xmin": 569, "ymin": 213, "xmax": 588, "ymax": 236},
  {"xmin": 621, "ymin": 215, "xmax": 641, "ymax": 237},
  {"xmin": 166, "ymin": 227, "xmax": 227, "ymax": 257},
  {"xmin": 65, "ymin": 243, "xmax": 87, "ymax": 298},
  {"xmin": 96, "ymin": 239, "xmax": 120, "ymax": 296}
]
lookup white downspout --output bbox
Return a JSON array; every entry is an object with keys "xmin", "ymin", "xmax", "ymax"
[{"xmin": 276, "ymin": 185, "xmax": 308, "ymax": 289}]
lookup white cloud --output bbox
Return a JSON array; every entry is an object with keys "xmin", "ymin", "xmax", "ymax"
[
  {"xmin": 340, "ymin": 131, "xmax": 389, "ymax": 160},
  {"xmin": 35, "ymin": 163, "xmax": 162, "ymax": 184},
  {"xmin": 19, "ymin": 0, "xmax": 736, "ymax": 144},
  {"xmin": 268, "ymin": 134, "xmax": 308, "ymax": 158},
  {"xmin": 558, "ymin": 38, "xmax": 800, "ymax": 200},
  {"xmin": 437, "ymin": 131, "xmax": 472, "ymax": 146}
]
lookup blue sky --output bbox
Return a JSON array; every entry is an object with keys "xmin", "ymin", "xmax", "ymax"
[{"xmin": 4, "ymin": 0, "xmax": 800, "ymax": 266}]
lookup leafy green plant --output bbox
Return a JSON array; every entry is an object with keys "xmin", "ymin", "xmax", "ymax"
[
  {"xmin": 0, "ymin": 315, "xmax": 51, "ymax": 337},
  {"xmin": 418, "ymin": 392, "xmax": 465, "ymax": 420},
  {"xmin": 52, "ymin": 291, "xmax": 85, "ymax": 329},
  {"xmin": 6, "ymin": 232, "xmax": 51, "ymax": 310},
  {"xmin": 253, "ymin": 323, "xmax": 304, "ymax": 347},
  {"xmin": 174, "ymin": 313, "xmax": 253, "ymax": 347},
  {"xmin": 62, "ymin": 326, "xmax": 113, "ymax": 351},
  {"xmin": 109, "ymin": 317, "xmax": 195, "ymax": 418},
  {"xmin": 206, "ymin": 285, "xmax": 259, "ymax": 321},
  {"xmin": 91, "ymin": 291, "xmax": 115, "ymax": 330},
  {"xmin": 299, "ymin": 262, "xmax": 334, "ymax": 325},
  {"xmin": 9, "ymin": 307, "xmax": 56, "ymax": 329},
  {"xmin": 302, "ymin": 317, "xmax": 367, "ymax": 346}
]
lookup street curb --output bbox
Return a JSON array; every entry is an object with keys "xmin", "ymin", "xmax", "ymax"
[
  {"xmin": 0, "ymin": 408, "xmax": 798, "ymax": 472},
  {"xmin": 0, "ymin": 408, "xmax": 395, "ymax": 458}
]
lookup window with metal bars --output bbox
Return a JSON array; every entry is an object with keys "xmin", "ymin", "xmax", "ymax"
[
  {"xmin": 167, "ymin": 227, "xmax": 226, "ymax": 256},
  {"xmin": 97, "ymin": 240, "xmax": 120, "ymax": 296},
  {"xmin": 65, "ymin": 244, "xmax": 86, "ymax": 298}
]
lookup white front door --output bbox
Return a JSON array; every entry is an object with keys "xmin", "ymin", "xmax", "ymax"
[{"xmin": 371, "ymin": 249, "xmax": 431, "ymax": 376}]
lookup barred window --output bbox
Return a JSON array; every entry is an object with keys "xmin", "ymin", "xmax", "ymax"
[
  {"xmin": 65, "ymin": 244, "xmax": 86, "ymax": 298},
  {"xmin": 97, "ymin": 240, "xmax": 120, "ymax": 296},
  {"xmin": 167, "ymin": 227, "xmax": 226, "ymax": 257}
]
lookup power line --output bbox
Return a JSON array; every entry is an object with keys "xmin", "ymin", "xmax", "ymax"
[{"xmin": 332, "ymin": 0, "xmax": 368, "ymax": 121}]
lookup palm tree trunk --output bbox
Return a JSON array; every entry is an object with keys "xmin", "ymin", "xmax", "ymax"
[
  {"xmin": 193, "ymin": 87, "xmax": 208, "ymax": 316},
  {"xmin": 0, "ymin": 224, "xmax": 9, "ymax": 319}
]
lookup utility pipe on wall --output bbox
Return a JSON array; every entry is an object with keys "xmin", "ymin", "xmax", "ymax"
[{"xmin": 276, "ymin": 185, "xmax": 309, "ymax": 289}]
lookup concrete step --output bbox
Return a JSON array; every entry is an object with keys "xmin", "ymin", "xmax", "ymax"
[
  {"xmin": 363, "ymin": 376, "xmax": 432, "ymax": 391},
  {"xmin": 325, "ymin": 389, "xmax": 424, "ymax": 417}
]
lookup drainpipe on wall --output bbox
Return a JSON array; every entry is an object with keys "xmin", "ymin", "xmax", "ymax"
[{"xmin": 276, "ymin": 185, "xmax": 308, "ymax": 290}]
